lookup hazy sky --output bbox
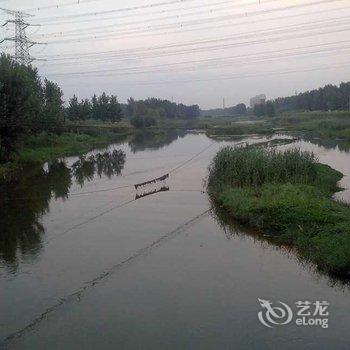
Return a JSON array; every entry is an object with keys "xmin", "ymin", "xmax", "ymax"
[{"xmin": 1, "ymin": 0, "xmax": 350, "ymax": 108}]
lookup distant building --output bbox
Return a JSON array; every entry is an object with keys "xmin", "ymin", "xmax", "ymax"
[{"xmin": 250, "ymin": 94, "xmax": 266, "ymax": 108}]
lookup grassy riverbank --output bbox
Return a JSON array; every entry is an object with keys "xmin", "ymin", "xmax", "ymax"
[
  {"xmin": 208, "ymin": 146, "xmax": 350, "ymax": 276},
  {"xmin": 272, "ymin": 111, "xmax": 350, "ymax": 141},
  {"xmin": 0, "ymin": 131, "xmax": 130, "ymax": 182},
  {"xmin": 205, "ymin": 111, "xmax": 350, "ymax": 143}
]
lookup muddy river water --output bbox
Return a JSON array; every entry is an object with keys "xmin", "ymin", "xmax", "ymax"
[{"xmin": 0, "ymin": 131, "xmax": 350, "ymax": 349}]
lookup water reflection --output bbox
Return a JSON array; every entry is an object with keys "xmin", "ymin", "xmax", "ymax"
[
  {"xmin": 286, "ymin": 132, "xmax": 350, "ymax": 152},
  {"xmin": 129, "ymin": 129, "xmax": 186, "ymax": 153},
  {"xmin": 72, "ymin": 150, "xmax": 125, "ymax": 186},
  {"xmin": 0, "ymin": 150, "xmax": 126, "ymax": 270},
  {"xmin": 210, "ymin": 198, "xmax": 350, "ymax": 289}
]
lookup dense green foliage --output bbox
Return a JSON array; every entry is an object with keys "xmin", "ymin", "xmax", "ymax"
[
  {"xmin": 208, "ymin": 146, "xmax": 350, "ymax": 276},
  {"xmin": 0, "ymin": 54, "xmax": 64, "ymax": 162},
  {"xmin": 273, "ymin": 82, "xmax": 350, "ymax": 112},
  {"xmin": 200, "ymin": 103, "xmax": 247, "ymax": 117},
  {"xmin": 253, "ymin": 101, "xmax": 275, "ymax": 117},
  {"xmin": 130, "ymin": 115, "xmax": 157, "ymax": 129},
  {"xmin": 125, "ymin": 97, "xmax": 200, "ymax": 120},
  {"xmin": 67, "ymin": 93, "xmax": 123, "ymax": 122}
]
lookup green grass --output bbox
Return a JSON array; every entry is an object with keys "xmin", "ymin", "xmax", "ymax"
[
  {"xmin": 272, "ymin": 111, "xmax": 350, "ymax": 141},
  {"xmin": 205, "ymin": 111, "xmax": 350, "ymax": 144},
  {"xmin": 208, "ymin": 146, "xmax": 318, "ymax": 190},
  {"xmin": 208, "ymin": 146, "xmax": 350, "ymax": 276}
]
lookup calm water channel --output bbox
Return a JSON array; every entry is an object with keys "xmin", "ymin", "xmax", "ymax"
[{"xmin": 0, "ymin": 131, "xmax": 350, "ymax": 349}]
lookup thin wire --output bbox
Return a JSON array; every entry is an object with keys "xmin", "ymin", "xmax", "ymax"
[
  {"xmin": 33, "ymin": 0, "xmax": 250, "ymax": 27},
  {"xmin": 44, "ymin": 43, "xmax": 350, "ymax": 77},
  {"xmin": 42, "ymin": 5, "xmax": 348, "ymax": 44},
  {"xmin": 169, "ymin": 142, "xmax": 217, "ymax": 174},
  {"xmin": 1, "ymin": 142, "xmax": 218, "ymax": 201},
  {"xmin": 37, "ymin": 4, "xmax": 350, "ymax": 57},
  {"xmin": 45, "ymin": 197, "xmax": 137, "ymax": 245},
  {"xmin": 34, "ymin": 0, "xmax": 256, "ymax": 36},
  {"xmin": 40, "ymin": 25, "xmax": 350, "ymax": 70},
  {"xmin": 24, "ymin": 0, "xmax": 194, "ymax": 13}
]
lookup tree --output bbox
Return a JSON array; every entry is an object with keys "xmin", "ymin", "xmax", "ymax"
[
  {"xmin": 234, "ymin": 103, "xmax": 247, "ymax": 115},
  {"xmin": 273, "ymin": 82, "xmax": 350, "ymax": 112},
  {"xmin": 265, "ymin": 101, "xmax": 275, "ymax": 117},
  {"xmin": 97, "ymin": 92, "xmax": 110, "ymax": 121},
  {"xmin": 135, "ymin": 101, "xmax": 147, "ymax": 117},
  {"xmin": 42, "ymin": 79, "xmax": 64, "ymax": 124},
  {"xmin": 0, "ymin": 55, "xmax": 44, "ymax": 161},
  {"xmin": 67, "ymin": 95, "xmax": 80, "ymax": 121},
  {"xmin": 79, "ymin": 99, "xmax": 91, "ymax": 120},
  {"xmin": 253, "ymin": 103, "xmax": 265, "ymax": 117},
  {"xmin": 144, "ymin": 115, "xmax": 157, "ymax": 127},
  {"xmin": 126, "ymin": 97, "xmax": 136, "ymax": 117},
  {"xmin": 91, "ymin": 94, "xmax": 99, "ymax": 120},
  {"xmin": 108, "ymin": 95, "xmax": 123, "ymax": 122},
  {"xmin": 130, "ymin": 115, "xmax": 144, "ymax": 128}
]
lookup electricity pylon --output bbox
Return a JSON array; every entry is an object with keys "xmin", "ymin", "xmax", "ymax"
[{"xmin": 0, "ymin": 7, "xmax": 41, "ymax": 65}]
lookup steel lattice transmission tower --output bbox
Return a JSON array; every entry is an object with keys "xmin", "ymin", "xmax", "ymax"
[{"xmin": 0, "ymin": 7, "xmax": 41, "ymax": 65}]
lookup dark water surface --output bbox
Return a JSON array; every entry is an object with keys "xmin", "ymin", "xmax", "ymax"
[{"xmin": 1, "ymin": 132, "xmax": 350, "ymax": 349}]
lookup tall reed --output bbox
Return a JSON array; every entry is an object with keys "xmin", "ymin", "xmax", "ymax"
[{"xmin": 208, "ymin": 146, "xmax": 317, "ymax": 190}]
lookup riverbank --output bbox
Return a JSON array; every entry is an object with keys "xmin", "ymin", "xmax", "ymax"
[
  {"xmin": 205, "ymin": 111, "xmax": 350, "ymax": 145},
  {"xmin": 272, "ymin": 111, "xmax": 350, "ymax": 141},
  {"xmin": 0, "ymin": 124, "xmax": 190, "ymax": 182},
  {"xmin": 208, "ymin": 146, "xmax": 350, "ymax": 277},
  {"xmin": 0, "ymin": 131, "xmax": 131, "ymax": 182}
]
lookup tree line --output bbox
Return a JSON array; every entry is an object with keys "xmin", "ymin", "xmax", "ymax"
[
  {"xmin": 0, "ymin": 54, "xmax": 64, "ymax": 161},
  {"xmin": 273, "ymin": 82, "xmax": 350, "ymax": 112},
  {"xmin": 201, "ymin": 103, "xmax": 247, "ymax": 117},
  {"xmin": 67, "ymin": 93, "xmax": 123, "ymax": 122},
  {"xmin": 0, "ymin": 54, "xmax": 202, "ymax": 162},
  {"xmin": 253, "ymin": 101, "xmax": 275, "ymax": 117}
]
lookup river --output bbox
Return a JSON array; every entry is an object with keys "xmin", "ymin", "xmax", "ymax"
[{"xmin": 0, "ymin": 131, "xmax": 349, "ymax": 349}]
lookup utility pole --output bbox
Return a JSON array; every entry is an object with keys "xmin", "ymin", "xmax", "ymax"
[{"xmin": 0, "ymin": 7, "xmax": 42, "ymax": 65}]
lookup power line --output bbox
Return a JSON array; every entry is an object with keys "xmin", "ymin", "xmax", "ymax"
[
  {"xmin": 37, "ymin": 2, "xmax": 349, "ymax": 60},
  {"xmin": 43, "ymin": 43, "xmax": 350, "ymax": 78},
  {"xmin": 39, "ymin": 16, "xmax": 350, "ymax": 66},
  {"xmin": 56, "ymin": 61, "xmax": 350, "ymax": 86},
  {"xmin": 32, "ymin": 0, "xmax": 246, "ymax": 27},
  {"xmin": 29, "ymin": 0, "xmax": 197, "ymax": 18},
  {"xmin": 33, "ymin": 0, "xmax": 277, "ymax": 37},
  {"xmin": 36, "ymin": 17, "xmax": 349, "ymax": 58},
  {"xmin": 40, "ymin": 22, "xmax": 350, "ymax": 77},
  {"xmin": 42, "ymin": 39, "xmax": 350, "ymax": 71},
  {"xmin": 35, "ymin": 0, "xmax": 344, "ymax": 44}
]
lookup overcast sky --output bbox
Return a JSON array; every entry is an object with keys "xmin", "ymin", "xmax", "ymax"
[{"xmin": 1, "ymin": 0, "xmax": 350, "ymax": 108}]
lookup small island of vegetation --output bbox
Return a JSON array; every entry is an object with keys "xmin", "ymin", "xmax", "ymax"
[{"xmin": 208, "ymin": 146, "xmax": 350, "ymax": 277}]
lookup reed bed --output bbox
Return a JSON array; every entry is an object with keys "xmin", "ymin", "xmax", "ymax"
[{"xmin": 208, "ymin": 146, "xmax": 317, "ymax": 190}]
